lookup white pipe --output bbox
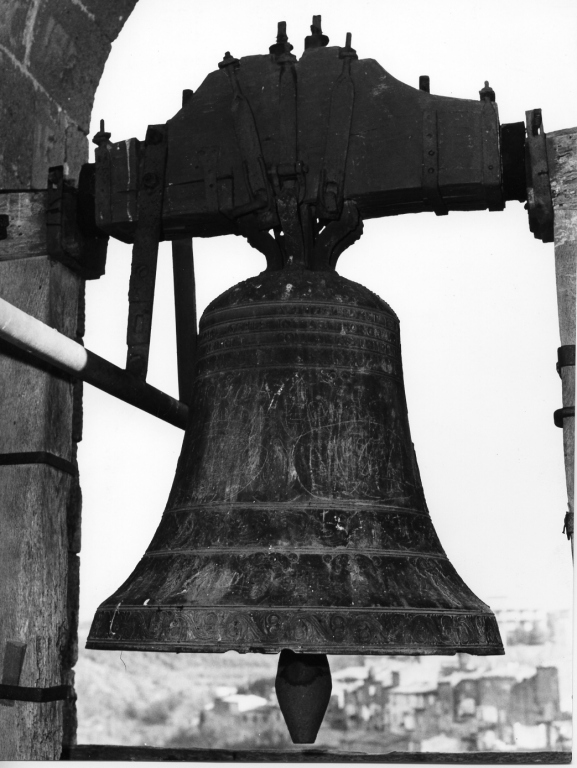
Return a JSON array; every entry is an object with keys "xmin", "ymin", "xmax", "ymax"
[
  {"xmin": 0, "ymin": 296, "xmax": 188, "ymax": 429},
  {"xmin": 0, "ymin": 296, "xmax": 88, "ymax": 374}
]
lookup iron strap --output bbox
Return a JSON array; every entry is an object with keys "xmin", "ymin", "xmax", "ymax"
[
  {"xmin": 563, "ymin": 510, "xmax": 574, "ymax": 540},
  {"xmin": 0, "ymin": 452, "xmax": 77, "ymax": 476},
  {"xmin": 0, "ymin": 683, "xmax": 71, "ymax": 703},
  {"xmin": 219, "ymin": 54, "xmax": 277, "ymax": 230},
  {"xmin": 126, "ymin": 125, "xmax": 168, "ymax": 380},
  {"xmin": 557, "ymin": 344, "xmax": 576, "ymax": 376},
  {"xmin": 422, "ymin": 110, "xmax": 448, "ymax": 216},
  {"xmin": 525, "ymin": 109, "xmax": 553, "ymax": 243},
  {"xmin": 480, "ymin": 98, "xmax": 502, "ymax": 211},
  {"xmin": 554, "ymin": 406, "xmax": 575, "ymax": 428},
  {"xmin": 317, "ymin": 47, "xmax": 356, "ymax": 219}
]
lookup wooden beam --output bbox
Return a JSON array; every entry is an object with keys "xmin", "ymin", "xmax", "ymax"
[
  {"xmin": 62, "ymin": 746, "xmax": 571, "ymax": 763},
  {"xmin": 0, "ymin": 257, "xmax": 83, "ymax": 759},
  {"xmin": 547, "ymin": 128, "xmax": 577, "ymax": 554}
]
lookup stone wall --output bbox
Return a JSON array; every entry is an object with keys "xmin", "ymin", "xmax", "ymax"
[{"xmin": 0, "ymin": 0, "xmax": 137, "ymax": 759}]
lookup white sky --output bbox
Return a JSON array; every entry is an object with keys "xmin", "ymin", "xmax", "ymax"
[{"xmin": 78, "ymin": 0, "xmax": 576, "ymax": 625}]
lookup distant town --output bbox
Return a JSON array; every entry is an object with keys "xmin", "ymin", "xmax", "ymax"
[{"xmin": 77, "ymin": 606, "xmax": 572, "ymax": 753}]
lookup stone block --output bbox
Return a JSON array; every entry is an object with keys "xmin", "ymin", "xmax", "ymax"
[
  {"xmin": 64, "ymin": 119, "xmax": 89, "ymax": 182},
  {"xmin": 27, "ymin": 0, "xmax": 111, "ymax": 129},
  {"xmin": 0, "ymin": 50, "xmax": 36, "ymax": 187},
  {"xmin": 30, "ymin": 87, "xmax": 69, "ymax": 187},
  {"xmin": 0, "ymin": 256, "xmax": 83, "ymax": 459},
  {"xmin": 0, "ymin": 464, "xmax": 73, "ymax": 760},
  {"xmin": 0, "ymin": 0, "xmax": 29, "ymax": 61},
  {"xmin": 0, "ymin": 191, "xmax": 46, "ymax": 260},
  {"xmin": 81, "ymin": 0, "xmax": 138, "ymax": 42}
]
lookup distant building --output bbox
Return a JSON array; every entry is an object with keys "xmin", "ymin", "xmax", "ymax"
[
  {"xmin": 200, "ymin": 692, "xmax": 286, "ymax": 746},
  {"xmin": 387, "ymin": 681, "xmax": 438, "ymax": 738},
  {"xmin": 323, "ymin": 657, "xmax": 566, "ymax": 752}
]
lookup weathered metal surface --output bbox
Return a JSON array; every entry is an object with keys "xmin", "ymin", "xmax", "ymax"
[{"xmin": 87, "ymin": 269, "xmax": 502, "ymax": 655}]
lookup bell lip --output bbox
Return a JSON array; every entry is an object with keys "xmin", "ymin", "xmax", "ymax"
[
  {"xmin": 86, "ymin": 604, "xmax": 504, "ymax": 657},
  {"xmin": 85, "ymin": 639, "xmax": 505, "ymax": 656}
]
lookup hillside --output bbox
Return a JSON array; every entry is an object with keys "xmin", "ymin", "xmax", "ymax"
[{"xmin": 76, "ymin": 623, "xmax": 279, "ymax": 746}]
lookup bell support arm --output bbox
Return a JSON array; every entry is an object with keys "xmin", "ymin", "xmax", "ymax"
[
  {"xmin": 125, "ymin": 125, "xmax": 168, "ymax": 380},
  {"xmin": 0, "ymin": 296, "xmax": 188, "ymax": 430},
  {"xmin": 171, "ymin": 237, "xmax": 197, "ymax": 406}
]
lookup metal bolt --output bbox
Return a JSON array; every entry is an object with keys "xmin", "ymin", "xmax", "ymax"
[
  {"xmin": 305, "ymin": 14, "xmax": 329, "ymax": 49},
  {"xmin": 142, "ymin": 172, "xmax": 158, "ymax": 189},
  {"xmin": 479, "ymin": 80, "xmax": 496, "ymax": 102},
  {"xmin": 92, "ymin": 118, "xmax": 111, "ymax": 147},
  {"xmin": 277, "ymin": 21, "xmax": 288, "ymax": 44}
]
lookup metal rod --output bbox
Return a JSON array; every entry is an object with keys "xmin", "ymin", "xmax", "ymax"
[
  {"xmin": 172, "ymin": 238, "xmax": 197, "ymax": 405},
  {"xmin": 0, "ymin": 296, "xmax": 188, "ymax": 430}
]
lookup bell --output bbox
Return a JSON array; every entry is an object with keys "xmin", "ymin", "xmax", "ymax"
[{"xmin": 87, "ymin": 267, "xmax": 503, "ymax": 739}]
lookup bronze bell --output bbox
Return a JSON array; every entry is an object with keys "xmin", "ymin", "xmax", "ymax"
[
  {"xmin": 86, "ymin": 17, "xmax": 513, "ymax": 742},
  {"xmin": 87, "ymin": 268, "xmax": 503, "ymax": 737}
]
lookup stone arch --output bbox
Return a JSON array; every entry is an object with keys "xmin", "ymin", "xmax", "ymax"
[{"xmin": 0, "ymin": 1, "xmax": 138, "ymax": 759}]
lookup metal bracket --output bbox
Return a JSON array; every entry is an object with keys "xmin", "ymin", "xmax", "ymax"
[
  {"xmin": 556, "ymin": 344, "xmax": 576, "ymax": 377},
  {"xmin": 563, "ymin": 509, "xmax": 574, "ymax": 541},
  {"xmin": 525, "ymin": 109, "xmax": 554, "ymax": 243},
  {"xmin": 317, "ymin": 34, "xmax": 356, "ymax": 220},
  {"xmin": 422, "ymin": 110, "xmax": 448, "ymax": 216},
  {"xmin": 0, "ymin": 452, "xmax": 77, "ymax": 476},
  {"xmin": 554, "ymin": 406, "xmax": 575, "ymax": 428},
  {"xmin": 219, "ymin": 52, "xmax": 278, "ymax": 231},
  {"xmin": 0, "ymin": 683, "xmax": 71, "ymax": 703},
  {"xmin": 0, "ymin": 640, "xmax": 70, "ymax": 704},
  {"xmin": 46, "ymin": 165, "xmax": 108, "ymax": 280}
]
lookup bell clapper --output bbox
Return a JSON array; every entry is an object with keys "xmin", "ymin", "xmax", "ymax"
[{"xmin": 274, "ymin": 649, "xmax": 332, "ymax": 744}]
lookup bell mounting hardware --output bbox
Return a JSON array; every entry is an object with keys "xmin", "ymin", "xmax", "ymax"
[{"xmin": 82, "ymin": 18, "xmax": 554, "ymax": 744}]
